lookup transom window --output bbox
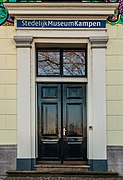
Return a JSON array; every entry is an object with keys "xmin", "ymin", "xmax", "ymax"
[{"xmin": 37, "ymin": 49, "xmax": 87, "ymax": 77}]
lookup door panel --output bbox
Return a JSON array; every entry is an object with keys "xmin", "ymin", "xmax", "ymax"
[
  {"xmin": 38, "ymin": 84, "xmax": 61, "ymax": 160},
  {"xmin": 38, "ymin": 83, "xmax": 87, "ymax": 161},
  {"xmin": 63, "ymin": 84, "xmax": 86, "ymax": 161},
  {"xmin": 66, "ymin": 103, "xmax": 83, "ymax": 136},
  {"xmin": 42, "ymin": 103, "xmax": 58, "ymax": 135},
  {"xmin": 42, "ymin": 87, "xmax": 58, "ymax": 99},
  {"xmin": 66, "ymin": 86, "xmax": 83, "ymax": 99}
]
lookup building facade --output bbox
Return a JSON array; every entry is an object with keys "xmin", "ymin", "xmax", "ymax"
[{"xmin": 0, "ymin": 0, "xmax": 123, "ymax": 177}]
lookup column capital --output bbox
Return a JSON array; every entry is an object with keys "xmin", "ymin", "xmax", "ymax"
[
  {"xmin": 89, "ymin": 36, "xmax": 109, "ymax": 48},
  {"xmin": 14, "ymin": 36, "xmax": 33, "ymax": 48}
]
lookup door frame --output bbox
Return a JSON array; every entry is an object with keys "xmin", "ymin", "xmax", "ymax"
[{"xmin": 14, "ymin": 34, "xmax": 108, "ymax": 170}]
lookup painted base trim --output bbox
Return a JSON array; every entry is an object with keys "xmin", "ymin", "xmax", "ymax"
[
  {"xmin": 17, "ymin": 158, "xmax": 36, "ymax": 170},
  {"xmin": 88, "ymin": 160, "xmax": 107, "ymax": 171},
  {"xmin": 17, "ymin": 158, "xmax": 107, "ymax": 171}
]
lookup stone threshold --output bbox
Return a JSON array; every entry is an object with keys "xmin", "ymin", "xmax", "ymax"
[
  {"xmin": 35, "ymin": 164, "xmax": 90, "ymax": 173},
  {"xmin": 35, "ymin": 164, "xmax": 90, "ymax": 168}
]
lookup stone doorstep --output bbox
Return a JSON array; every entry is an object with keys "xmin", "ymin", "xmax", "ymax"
[
  {"xmin": 35, "ymin": 164, "xmax": 90, "ymax": 172},
  {"xmin": 6, "ymin": 171, "xmax": 120, "ymax": 178},
  {"xmin": 6, "ymin": 171, "xmax": 122, "ymax": 180},
  {"xmin": 4, "ymin": 176, "xmax": 123, "ymax": 180}
]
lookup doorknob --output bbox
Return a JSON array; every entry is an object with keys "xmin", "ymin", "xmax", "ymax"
[{"xmin": 63, "ymin": 128, "xmax": 66, "ymax": 136}]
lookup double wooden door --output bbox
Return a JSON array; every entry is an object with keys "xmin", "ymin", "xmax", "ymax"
[{"xmin": 38, "ymin": 83, "xmax": 87, "ymax": 162}]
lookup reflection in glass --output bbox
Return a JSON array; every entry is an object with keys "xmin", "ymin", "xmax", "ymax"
[
  {"xmin": 63, "ymin": 50, "xmax": 86, "ymax": 76},
  {"xmin": 67, "ymin": 104, "xmax": 82, "ymax": 136},
  {"xmin": 43, "ymin": 104, "xmax": 57, "ymax": 135},
  {"xmin": 38, "ymin": 50, "xmax": 60, "ymax": 75},
  {"xmin": 37, "ymin": 49, "xmax": 86, "ymax": 77}
]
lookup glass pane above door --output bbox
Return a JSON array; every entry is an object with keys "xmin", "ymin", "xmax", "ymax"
[
  {"xmin": 63, "ymin": 50, "xmax": 86, "ymax": 76},
  {"xmin": 37, "ymin": 49, "xmax": 87, "ymax": 77},
  {"xmin": 38, "ymin": 50, "xmax": 60, "ymax": 76}
]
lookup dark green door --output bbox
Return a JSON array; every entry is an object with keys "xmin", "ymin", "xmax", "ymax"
[{"xmin": 38, "ymin": 83, "xmax": 87, "ymax": 161}]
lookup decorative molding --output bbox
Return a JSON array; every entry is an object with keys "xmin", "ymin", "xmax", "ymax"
[
  {"xmin": 4, "ymin": 3, "xmax": 118, "ymax": 17},
  {"xmin": 13, "ymin": 36, "xmax": 33, "ymax": 48},
  {"xmin": 89, "ymin": 36, "xmax": 109, "ymax": 48}
]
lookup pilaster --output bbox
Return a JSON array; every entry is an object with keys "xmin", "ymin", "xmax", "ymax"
[
  {"xmin": 14, "ymin": 36, "xmax": 34, "ymax": 170},
  {"xmin": 89, "ymin": 36, "xmax": 108, "ymax": 171}
]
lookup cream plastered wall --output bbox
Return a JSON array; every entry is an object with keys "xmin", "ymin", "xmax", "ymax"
[
  {"xmin": 0, "ymin": 24, "xmax": 123, "ymax": 146},
  {"xmin": 106, "ymin": 25, "xmax": 123, "ymax": 146},
  {"xmin": 0, "ymin": 26, "xmax": 17, "ymax": 144}
]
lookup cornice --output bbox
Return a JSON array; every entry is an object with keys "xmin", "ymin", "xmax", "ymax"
[{"xmin": 4, "ymin": 3, "xmax": 118, "ymax": 17}]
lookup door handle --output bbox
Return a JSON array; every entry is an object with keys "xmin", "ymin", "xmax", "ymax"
[
  {"xmin": 58, "ymin": 128, "xmax": 61, "ymax": 138},
  {"xmin": 63, "ymin": 128, "xmax": 66, "ymax": 136}
]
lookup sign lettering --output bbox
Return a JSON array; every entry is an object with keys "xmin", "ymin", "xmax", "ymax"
[{"xmin": 17, "ymin": 20, "xmax": 106, "ymax": 28}]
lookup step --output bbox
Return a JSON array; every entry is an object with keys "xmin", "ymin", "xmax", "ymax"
[
  {"xmin": 6, "ymin": 171, "xmax": 122, "ymax": 180},
  {"xmin": 35, "ymin": 164, "xmax": 90, "ymax": 173}
]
